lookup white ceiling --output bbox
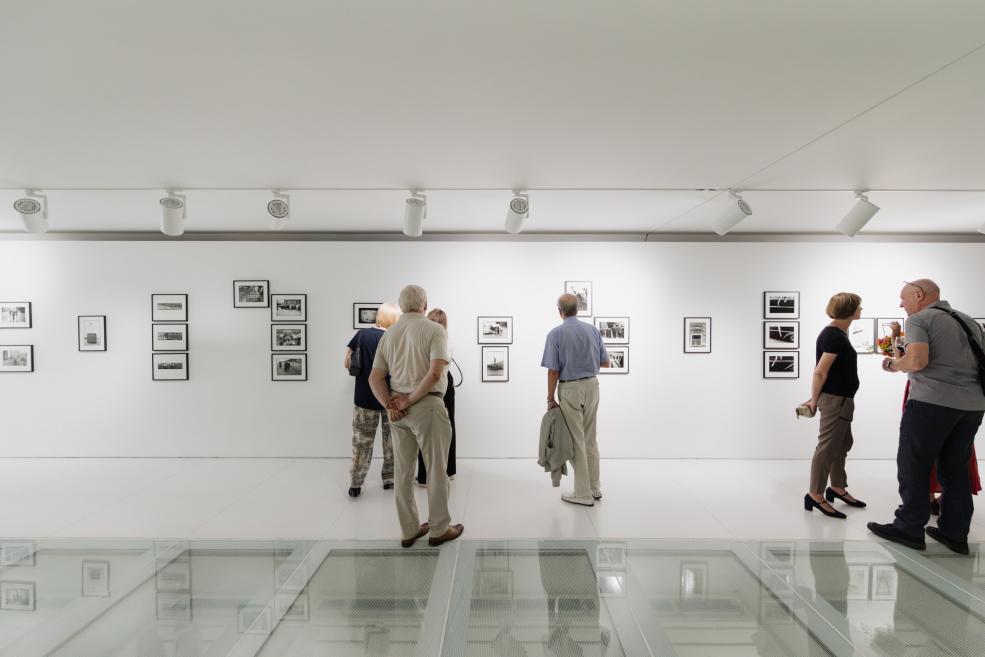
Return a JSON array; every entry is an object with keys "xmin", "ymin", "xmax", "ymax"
[{"xmin": 1, "ymin": 1, "xmax": 984, "ymax": 235}]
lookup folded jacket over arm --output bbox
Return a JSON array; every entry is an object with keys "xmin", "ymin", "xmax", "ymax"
[{"xmin": 538, "ymin": 407, "xmax": 574, "ymax": 487}]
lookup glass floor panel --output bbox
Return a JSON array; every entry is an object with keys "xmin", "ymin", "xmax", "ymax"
[{"xmin": 1, "ymin": 538, "xmax": 984, "ymax": 657}]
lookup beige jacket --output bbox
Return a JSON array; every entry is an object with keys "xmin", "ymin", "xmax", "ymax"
[{"xmin": 538, "ymin": 408, "xmax": 574, "ymax": 487}]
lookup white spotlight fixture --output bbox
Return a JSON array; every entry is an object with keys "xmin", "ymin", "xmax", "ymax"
[
  {"xmin": 403, "ymin": 190, "xmax": 427, "ymax": 237},
  {"xmin": 13, "ymin": 190, "xmax": 48, "ymax": 233},
  {"xmin": 159, "ymin": 190, "xmax": 187, "ymax": 237},
  {"xmin": 712, "ymin": 190, "xmax": 752, "ymax": 236},
  {"xmin": 835, "ymin": 191, "xmax": 879, "ymax": 237},
  {"xmin": 267, "ymin": 190, "xmax": 290, "ymax": 230},
  {"xmin": 504, "ymin": 190, "xmax": 529, "ymax": 234}
]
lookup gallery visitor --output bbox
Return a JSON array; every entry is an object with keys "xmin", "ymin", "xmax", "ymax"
[
  {"xmin": 415, "ymin": 307, "xmax": 459, "ymax": 487},
  {"xmin": 344, "ymin": 302, "xmax": 401, "ymax": 498},
  {"xmin": 541, "ymin": 293, "xmax": 610, "ymax": 507},
  {"xmin": 369, "ymin": 284, "xmax": 464, "ymax": 547},
  {"xmin": 802, "ymin": 292, "xmax": 865, "ymax": 520},
  {"xmin": 869, "ymin": 279, "xmax": 985, "ymax": 554}
]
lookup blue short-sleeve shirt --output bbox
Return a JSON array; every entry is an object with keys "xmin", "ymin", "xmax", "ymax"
[{"xmin": 541, "ymin": 317, "xmax": 609, "ymax": 380}]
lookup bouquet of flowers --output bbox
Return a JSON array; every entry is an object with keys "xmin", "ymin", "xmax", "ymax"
[{"xmin": 877, "ymin": 335, "xmax": 901, "ymax": 356}]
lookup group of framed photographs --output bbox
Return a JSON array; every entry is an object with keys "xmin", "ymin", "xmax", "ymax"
[
  {"xmin": 155, "ymin": 541, "xmax": 192, "ymax": 621},
  {"xmin": 477, "ymin": 316, "xmax": 512, "ymax": 382},
  {"xmin": 1, "ymin": 541, "xmax": 36, "ymax": 611},
  {"xmin": 763, "ymin": 292, "xmax": 800, "ymax": 379},
  {"xmin": 152, "ymin": 294, "xmax": 190, "ymax": 381},
  {"xmin": 233, "ymin": 281, "xmax": 309, "ymax": 381},
  {"xmin": 594, "ymin": 316, "xmax": 629, "ymax": 374},
  {"xmin": 1, "ymin": 301, "xmax": 35, "ymax": 373}
]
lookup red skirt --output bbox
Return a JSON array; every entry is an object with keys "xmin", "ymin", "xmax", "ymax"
[{"xmin": 903, "ymin": 381, "xmax": 982, "ymax": 494}]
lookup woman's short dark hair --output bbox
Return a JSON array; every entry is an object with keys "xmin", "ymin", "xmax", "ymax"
[{"xmin": 826, "ymin": 292, "xmax": 862, "ymax": 320}]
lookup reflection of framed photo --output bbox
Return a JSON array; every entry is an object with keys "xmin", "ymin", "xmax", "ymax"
[
  {"xmin": 238, "ymin": 605, "xmax": 272, "ymax": 634},
  {"xmin": 274, "ymin": 592, "xmax": 309, "ymax": 621},
  {"xmin": 476, "ymin": 569, "xmax": 514, "ymax": 599},
  {"xmin": 764, "ymin": 351, "xmax": 799, "ymax": 379},
  {"xmin": 849, "ymin": 318, "xmax": 876, "ymax": 354},
  {"xmin": 154, "ymin": 540, "xmax": 190, "ymax": 563},
  {"xmin": 152, "ymin": 323, "xmax": 188, "ymax": 351},
  {"xmin": 156, "ymin": 592, "xmax": 192, "ymax": 621},
  {"xmin": 0, "ymin": 345, "xmax": 34, "ymax": 373},
  {"xmin": 761, "ymin": 542, "xmax": 795, "ymax": 567},
  {"xmin": 152, "ymin": 353, "xmax": 189, "ymax": 381},
  {"xmin": 1, "ymin": 581, "xmax": 36, "ymax": 611},
  {"xmin": 271, "ymin": 294, "xmax": 307, "ymax": 321},
  {"xmin": 233, "ymin": 280, "xmax": 270, "ymax": 308},
  {"xmin": 271, "ymin": 324, "xmax": 307, "ymax": 351},
  {"xmin": 596, "ymin": 543, "xmax": 627, "ymax": 570},
  {"xmin": 680, "ymin": 562, "xmax": 708, "ymax": 599},
  {"xmin": 763, "ymin": 321, "xmax": 799, "ymax": 350},
  {"xmin": 353, "ymin": 302, "xmax": 381, "ymax": 329},
  {"xmin": 78, "ymin": 315, "xmax": 107, "ymax": 351},
  {"xmin": 151, "ymin": 294, "xmax": 188, "ymax": 322},
  {"xmin": 594, "ymin": 317, "xmax": 629, "ymax": 345},
  {"xmin": 683, "ymin": 317, "xmax": 711, "ymax": 353},
  {"xmin": 564, "ymin": 281, "xmax": 593, "ymax": 317},
  {"xmin": 272, "ymin": 354, "xmax": 307, "ymax": 381},
  {"xmin": 481, "ymin": 346, "xmax": 509, "ymax": 382},
  {"xmin": 763, "ymin": 291, "xmax": 799, "ymax": 319},
  {"xmin": 0, "ymin": 302, "xmax": 32, "ymax": 329},
  {"xmin": 0, "ymin": 541, "xmax": 35, "ymax": 566},
  {"xmin": 601, "ymin": 346, "xmax": 629, "ymax": 374},
  {"xmin": 156, "ymin": 560, "xmax": 191, "ymax": 591},
  {"xmin": 82, "ymin": 560, "xmax": 111, "ymax": 597},
  {"xmin": 847, "ymin": 565, "xmax": 870, "ymax": 600},
  {"xmin": 871, "ymin": 564, "xmax": 898, "ymax": 601},
  {"xmin": 477, "ymin": 316, "xmax": 513, "ymax": 344}
]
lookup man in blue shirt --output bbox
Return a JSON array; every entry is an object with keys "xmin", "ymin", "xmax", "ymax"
[{"xmin": 542, "ymin": 293, "xmax": 610, "ymax": 506}]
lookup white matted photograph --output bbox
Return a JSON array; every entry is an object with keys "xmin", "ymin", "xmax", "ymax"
[
  {"xmin": 233, "ymin": 280, "xmax": 270, "ymax": 308},
  {"xmin": 151, "ymin": 294, "xmax": 188, "ymax": 322},
  {"xmin": 272, "ymin": 324, "xmax": 307, "ymax": 351},
  {"xmin": 152, "ymin": 353, "xmax": 189, "ymax": 381},
  {"xmin": 601, "ymin": 346, "xmax": 628, "ymax": 374},
  {"xmin": 82, "ymin": 560, "xmax": 111, "ymax": 597},
  {"xmin": 0, "ymin": 541, "xmax": 35, "ymax": 566},
  {"xmin": 152, "ymin": 324, "xmax": 188, "ymax": 351},
  {"xmin": 849, "ymin": 317, "xmax": 876, "ymax": 354},
  {"xmin": 594, "ymin": 317, "xmax": 629, "ymax": 345},
  {"xmin": 1, "ymin": 581, "xmax": 35, "ymax": 611},
  {"xmin": 481, "ymin": 346, "xmax": 509, "ymax": 382},
  {"xmin": 353, "ymin": 302, "xmax": 382, "ymax": 329},
  {"xmin": 78, "ymin": 315, "xmax": 107, "ymax": 351},
  {"xmin": 477, "ymin": 316, "xmax": 513, "ymax": 344},
  {"xmin": 763, "ymin": 291, "xmax": 800, "ymax": 319},
  {"xmin": 238, "ymin": 604, "xmax": 273, "ymax": 634},
  {"xmin": 271, "ymin": 294, "xmax": 306, "ymax": 321},
  {"xmin": 156, "ymin": 592, "xmax": 192, "ymax": 621},
  {"xmin": 0, "ymin": 345, "xmax": 34, "ymax": 373},
  {"xmin": 764, "ymin": 351, "xmax": 799, "ymax": 379},
  {"xmin": 0, "ymin": 302, "xmax": 32, "ymax": 329},
  {"xmin": 272, "ymin": 354, "xmax": 307, "ymax": 381},
  {"xmin": 683, "ymin": 317, "xmax": 712, "ymax": 353},
  {"xmin": 564, "ymin": 281, "xmax": 593, "ymax": 317},
  {"xmin": 763, "ymin": 321, "xmax": 799, "ymax": 350}
]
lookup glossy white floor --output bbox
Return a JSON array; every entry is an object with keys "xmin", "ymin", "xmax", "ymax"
[{"xmin": 3, "ymin": 458, "xmax": 985, "ymax": 542}]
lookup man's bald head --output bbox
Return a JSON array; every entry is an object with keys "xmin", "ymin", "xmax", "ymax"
[
  {"xmin": 900, "ymin": 278, "xmax": 941, "ymax": 316},
  {"xmin": 557, "ymin": 294, "xmax": 579, "ymax": 318}
]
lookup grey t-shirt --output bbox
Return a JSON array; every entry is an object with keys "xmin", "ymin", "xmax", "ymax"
[{"xmin": 905, "ymin": 300, "xmax": 985, "ymax": 411}]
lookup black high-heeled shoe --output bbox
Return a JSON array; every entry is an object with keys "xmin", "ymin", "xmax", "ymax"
[
  {"xmin": 825, "ymin": 487, "xmax": 866, "ymax": 508},
  {"xmin": 804, "ymin": 494, "xmax": 847, "ymax": 519}
]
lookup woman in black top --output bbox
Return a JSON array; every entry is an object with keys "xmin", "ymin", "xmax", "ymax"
[{"xmin": 802, "ymin": 292, "xmax": 866, "ymax": 519}]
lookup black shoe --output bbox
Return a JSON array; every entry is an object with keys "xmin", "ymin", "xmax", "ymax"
[
  {"xmin": 383, "ymin": 482, "xmax": 394, "ymax": 490},
  {"xmin": 804, "ymin": 494, "xmax": 846, "ymax": 519},
  {"xmin": 348, "ymin": 487, "xmax": 361, "ymax": 498},
  {"xmin": 867, "ymin": 522, "xmax": 926, "ymax": 550},
  {"xmin": 825, "ymin": 487, "xmax": 866, "ymax": 508},
  {"xmin": 925, "ymin": 526, "xmax": 970, "ymax": 555},
  {"xmin": 930, "ymin": 498, "xmax": 941, "ymax": 516}
]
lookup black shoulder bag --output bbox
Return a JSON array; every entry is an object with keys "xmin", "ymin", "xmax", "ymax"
[
  {"xmin": 348, "ymin": 334, "xmax": 363, "ymax": 377},
  {"xmin": 932, "ymin": 307, "xmax": 985, "ymax": 396}
]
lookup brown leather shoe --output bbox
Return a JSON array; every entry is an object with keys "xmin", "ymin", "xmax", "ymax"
[
  {"xmin": 400, "ymin": 523, "xmax": 429, "ymax": 548},
  {"xmin": 428, "ymin": 524, "xmax": 464, "ymax": 547}
]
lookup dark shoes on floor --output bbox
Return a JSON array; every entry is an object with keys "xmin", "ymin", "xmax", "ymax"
[
  {"xmin": 825, "ymin": 487, "xmax": 866, "ymax": 508},
  {"xmin": 429, "ymin": 524, "xmax": 465, "ymax": 546},
  {"xmin": 925, "ymin": 526, "xmax": 970, "ymax": 555},
  {"xmin": 804, "ymin": 494, "xmax": 846, "ymax": 519},
  {"xmin": 867, "ymin": 522, "xmax": 926, "ymax": 550},
  {"xmin": 401, "ymin": 523, "xmax": 430, "ymax": 548},
  {"xmin": 348, "ymin": 487, "xmax": 361, "ymax": 498}
]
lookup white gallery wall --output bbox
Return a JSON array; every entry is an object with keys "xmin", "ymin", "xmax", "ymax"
[{"xmin": 1, "ymin": 239, "xmax": 983, "ymax": 459}]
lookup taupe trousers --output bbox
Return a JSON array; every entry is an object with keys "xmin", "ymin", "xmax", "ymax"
[
  {"xmin": 391, "ymin": 395, "xmax": 453, "ymax": 539},
  {"xmin": 810, "ymin": 392, "xmax": 855, "ymax": 494},
  {"xmin": 558, "ymin": 377, "xmax": 601, "ymax": 499}
]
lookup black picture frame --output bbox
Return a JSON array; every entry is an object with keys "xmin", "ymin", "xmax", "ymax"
[
  {"xmin": 233, "ymin": 280, "xmax": 270, "ymax": 308},
  {"xmin": 353, "ymin": 303, "xmax": 382, "ymax": 329},
  {"xmin": 78, "ymin": 315, "xmax": 107, "ymax": 352},
  {"xmin": 683, "ymin": 317, "xmax": 712, "ymax": 353},
  {"xmin": 271, "ymin": 294, "xmax": 307, "ymax": 322},
  {"xmin": 600, "ymin": 346, "xmax": 629, "ymax": 374},
  {"xmin": 272, "ymin": 353, "xmax": 307, "ymax": 381},
  {"xmin": 0, "ymin": 345, "xmax": 34, "ymax": 373},
  {"xmin": 152, "ymin": 353, "xmax": 189, "ymax": 381},
  {"xmin": 271, "ymin": 324, "xmax": 307, "ymax": 351},
  {"xmin": 0, "ymin": 301, "xmax": 32, "ymax": 329},
  {"xmin": 481, "ymin": 346, "xmax": 509, "ymax": 382},
  {"xmin": 151, "ymin": 294, "xmax": 188, "ymax": 322},
  {"xmin": 763, "ymin": 351, "xmax": 799, "ymax": 379},
  {"xmin": 152, "ymin": 324, "xmax": 189, "ymax": 351},
  {"xmin": 763, "ymin": 291, "xmax": 800, "ymax": 319},
  {"xmin": 762, "ymin": 321, "xmax": 800, "ymax": 350},
  {"xmin": 594, "ymin": 316, "xmax": 630, "ymax": 345},
  {"xmin": 477, "ymin": 316, "xmax": 514, "ymax": 344}
]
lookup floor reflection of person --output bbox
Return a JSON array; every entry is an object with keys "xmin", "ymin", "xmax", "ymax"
[{"xmin": 538, "ymin": 543, "xmax": 609, "ymax": 657}]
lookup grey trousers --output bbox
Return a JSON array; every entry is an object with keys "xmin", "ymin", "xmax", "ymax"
[
  {"xmin": 809, "ymin": 393, "xmax": 855, "ymax": 494},
  {"xmin": 559, "ymin": 377, "xmax": 601, "ymax": 499},
  {"xmin": 391, "ymin": 395, "xmax": 453, "ymax": 539}
]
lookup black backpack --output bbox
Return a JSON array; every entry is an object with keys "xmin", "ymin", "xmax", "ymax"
[
  {"xmin": 932, "ymin": 307, "xmax": 985, "ymax": 396},
  {"xmin": 348, "ymin": 335, "xmax": 363, "ymax": 377}
]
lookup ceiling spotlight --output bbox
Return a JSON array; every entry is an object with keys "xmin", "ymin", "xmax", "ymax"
[
  {"xmin": 835, "ymin": 191, "xmax": 879, "ymax": 237},
  {"xmin": 403, "ymin": 190, "xmax": 427, "ymax": 237},
  {"xmin": 504, "ymin": 190, "xmax": 529, "ymax": 234},
  {"xmin": 712, "ymin": 191, "xmax": 752, "ymax": 236},
  {"xmin": 13, "ymin": 190, "xmax": 48, "ymax": 233},
  {"xmin": 159, "ymin": 191, "xmax": 187, "ymax": 237},
  {"xmin": 267, "ymin": 190, "xmax": 290, "ymax": 230}
]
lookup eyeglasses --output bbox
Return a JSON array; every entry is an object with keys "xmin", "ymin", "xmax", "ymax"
[{"xmin": 903, "ymin": 280, "xmax": 926, "ymax": 295}]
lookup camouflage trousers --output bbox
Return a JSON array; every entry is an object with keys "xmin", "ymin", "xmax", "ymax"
[{"xmin": 349, "ymin": 406, "xmax": 394, "ymax": 487}]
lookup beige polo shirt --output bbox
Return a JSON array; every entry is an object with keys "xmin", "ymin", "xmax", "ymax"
[{"xmin": 372, "ymin": 313, "xmax": 449, "ymax": 395}]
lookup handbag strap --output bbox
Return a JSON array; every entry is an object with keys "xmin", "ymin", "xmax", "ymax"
[
  {"xmin": 450, "ymin": 358, "xmax": 464, "ymax": 388},
  {"xmin": 930, "ymin": 307, "xmax": 985, "ymax": 368}
]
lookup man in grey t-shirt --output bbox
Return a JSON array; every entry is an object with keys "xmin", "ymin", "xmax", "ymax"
[{"xmin": 868, "ymin": 279, "xmax": 985, "ymax": 554}]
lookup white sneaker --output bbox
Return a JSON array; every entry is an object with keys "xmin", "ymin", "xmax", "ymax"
[
  {"xmin": 592, "ymin": 489, "xmax": 603, "ymax": 500},
  {"xmin": 561, "ymin": 492, "xmax": 595, "ymax": 507}
]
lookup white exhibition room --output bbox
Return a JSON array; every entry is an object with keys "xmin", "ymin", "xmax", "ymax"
[{"xmin": 3, "ymin": 2, "xmax": 985, "ymax": 656}]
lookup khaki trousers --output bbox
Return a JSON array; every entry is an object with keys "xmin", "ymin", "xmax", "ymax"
[
  {"xmin": 558, "ymin": 377, "xmax": 601, "ymax": 499},
  {"xmin": 810, "ymin": 393, "xmax": 855, "ymax": 493},
  {"xmin": 391, "ymin": 395, "xmax": 453, "ymax": 539}
]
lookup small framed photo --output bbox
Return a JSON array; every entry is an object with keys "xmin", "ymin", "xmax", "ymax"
[
  {"xmin": 152, "ymin": 324, "xmax": 188, "ymax": 351},
  {"xmin": 878, "ymin": 318, "xmax": 904, "ymax": 340},
  {"xmin": 683, "ymin": 317, "xmax": 712, "ymax": 353},
  {"xmin": 274, "ymin": 592, "xmax": 309, "ymax": 621},
  {"xmin": 0, "ymin": 541, "xmax": 35, "ymax": 566},
  {"xmin": 156, "ymin": 592, "xmax": 192, "ymax": 621},
  {"xmin": 353, "ymin": 302, "xmax": 381, "ymax": 329},
  {"xmin": 594, "ymin": 317, "xmax": 629, "ymax": 344},
  {"xmin": 271, "ymin": 294, "xmax": 307, "ymax": 321},
  {"xmin": 764, "ymin": 351, "xmax": 799, "ymax": 379},
  {"xmin": 152, "ymin": 353, "xmax": 189, "ymax": 381},
  {"xmin": 847, "ymin": 565, "xmax": 870, "ymax": 600},
  {"xmin": 763, "ymin": 321, "xmax": 799, "ymax": 350},
  {"xmin": 477, "ymin": 316, "xmax": 513, "ymax": 344},
  {"xmin": 234, "ymin": 280, "xmax": 270, "ymax": 308},
  {"xmin": 151, "ymin": 294, "xmax": 188, "ymax": 322},
  {"xmin": 680, "ymin": 562, "xmax": 708, "ymax": 599},
  {"xmin": 1, "ymin": 581, "xmax": 35, "ymax": 611},
  {"xmin": 0, "ymin": 302, "xmax": 32, "ymax": 329},
  {"xmin": 481, "ymin": 346, "xmax": 509, "ymax": 382},
  {"xmin": 870, "ymin": 564, "xmax": 898, "ymax": 601},
  {"xmin": 156, "ymin": 560, "xmax": 191, "ymax": 591},
  {"xmin": 0, "ymin": 345, "xmax": 34, "ymax": 373},
  {"xmin": 601, "ymin": 346, "xmax": 629, "ymax": 374},
  {"xmin": 238, "ymin": 604, "xmax": 273, "ymax": 634},
  {"xmin": 78, "ymin": 316, "xmax": 107, "ymax": 351},
  {"xmin": 82, "ymin": 560, "xmax": 111, "ymax": 597},
  {"xmin": 763, "ymin": 291, "xmax": 799, "ymax": 319},
  {"xmin": 272, "ymin": 354, "xmax": 307, "ymax": 381},
  {"xmin": 272, "ymin": 324, "xmax": 307, "ymax": 351},
  {"xmin": 564, "ymin": 281, "xmax": 593, "ymax": 317},
  {"xmin": 849, "ymin": 317, "xmax": 876, "ymax": 354}
]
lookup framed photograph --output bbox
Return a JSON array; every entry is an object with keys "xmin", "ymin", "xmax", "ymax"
[
  {"xmin": 564, "ymin": 281, "xmax": 593, "ymax": 317},
  {"xmin": 481, "ymin": 346, "xmax": 509, "ymax": 382},
  {"xmin": 233, "ymin": 280, "xmax": 270, "ymax": 308},
  {"xmin": 763, "ymin": 321, "xmax": 799, "ymax": 350},
  {"xmin": 0, "ymin": 345, "xmax": 34, "ymax": 373},
  {"xmin": 238, "ymin": 604, "xmax": 273, "ymax": 634},
  {"xmin": 82, "ymin": 560, "xmax": 111, "ymax": 598},
  {"xmin": 353, "ymin": 302, "xmax": 381, "ymax": 329},
  {"xmin": 476, "ymin": 569, "xmax": 514, "ymax": 599},
  {"xmin": 156, "ymin": 592, "xmax": 192, "ymax": 621},
  {"xmin": 870, "ymin": 564, "xmax": 898, "ymax": 601},
  {"xmin": 271, "ymin": 294, "xmax": 307, "ymax": 322},
  {"xmin": 594, "ymin": 317, "xmax": 629, "ymax": 345},
  {"xmin": 849, "ymin": 317, "xmax": 876, "ymax": 354},
  {"xmin": 680, "ymin": 562, "xmax": 709, "ymax": 599},
  {"xmin": 77, "ymin": 315, "xmax": 107, "ymax": 351},
  {"xmin": 271, "ymin": 324, "xmax": 307, "ymax": 351},
  {"xmin": 877, "ymin": 318, "xmax": 904, "ymax": 340},
  {"xmin": 847, "ymin": 565, "xmax": 870, "ymax": 601},
  {"xmin": 156, "ymin": 560, "xmax": 191, "ymax": 591},
  {"xmin": 151, "ymin": 294, "xmax": 188, "ymax": 322},
  {"xmin": 0, "ymin": 541, "xmax": 35, "ymax": 566},
  {"xmin": 0, "ymin": 581, "xmax": 35, "ymax": 611},
  {"xmin": 477, "ymin": 316, "xmax": 513, "ymax": 344},
  {"xmin": 152, "ymin": 324, "xmax": 188, "ymax": 351},
  {"xmin": 152, "ymin": 353, "xmax": 189, "ymax": 381},
  {"xmin": 272, "ymin": 354, "xmax": 307, "ymax": 381},
  {"xmin": 274, "ymin": 592, "xmax": 309, "ymax": 621},
  {"xmin": 763, "ymin": 351, "xmax": 799, "ymax": 379},
  {"xmin": 0, "ymin": 302, "xmax": 32, "ymax": 329},
  {"xmin": 683, "ymin": 317, "xmax": 712, "ymax": 353},
  {"xmin": 763, "ymin": 291, "xmax": 800, "ymax": 319},
  {"xmin": 601, "ymin": 346, "xmax": 629, "ymax": 374}
]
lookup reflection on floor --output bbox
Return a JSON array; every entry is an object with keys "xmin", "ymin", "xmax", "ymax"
[{"xmin": 3, "ymin": 539, "xmax": 985, "ymax": 656}]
